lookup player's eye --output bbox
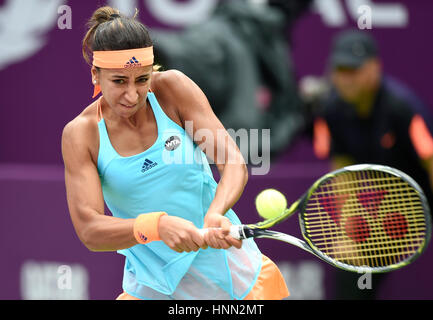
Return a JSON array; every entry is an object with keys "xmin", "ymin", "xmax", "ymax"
[{"xmin": 112, "ymin": 79, "xmax": 125, "ymax": 84}]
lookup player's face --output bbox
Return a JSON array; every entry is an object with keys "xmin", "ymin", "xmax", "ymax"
[
  {"xmin": 330, "ymin": 59, "xmax": 381, "ymax": 104},
  {"xmin": 93, "ymin": 65, "xmax": 153, "ymax": 118}
]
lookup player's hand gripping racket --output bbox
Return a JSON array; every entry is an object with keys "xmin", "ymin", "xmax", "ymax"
[{"xmin": 225, "ymin": 164, "xmax": 431, "ymax": 273}]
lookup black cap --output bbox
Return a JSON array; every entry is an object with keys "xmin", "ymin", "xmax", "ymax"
[{"xmin": 329, "ymin": 30, "xmax": 378, "ymax": 69}]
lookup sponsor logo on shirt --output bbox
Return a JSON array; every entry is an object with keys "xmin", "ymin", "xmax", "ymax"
[
  {"xmin": 165, "ymin": 136, "xmax": 181, "ymax": 151},
  {"xmin": 141, "ymin": 158, "xmax": 158, "ymax": 173}
]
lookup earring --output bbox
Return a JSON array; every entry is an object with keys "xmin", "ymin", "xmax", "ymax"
[{"xmin": 93, "ymin": 80, "xmax": 97, "ymax": 84}]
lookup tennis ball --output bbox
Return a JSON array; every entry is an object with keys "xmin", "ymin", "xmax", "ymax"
[{"xmin": 255, "ymin": 189, "xmax": 287, "ymax": 220}]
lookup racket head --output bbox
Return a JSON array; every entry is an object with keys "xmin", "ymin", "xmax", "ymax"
[{"xmin": 298, "ymin": 164, "xmax": 432, "ymax": 273}]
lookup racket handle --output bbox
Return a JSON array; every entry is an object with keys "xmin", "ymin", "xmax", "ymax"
[
  {"xmin": 228, "ymin": 225, "xmax": 247, "ymax": 239},
  {"xmin": 197, "ymin": 225, "xmax": 246, "ymax": 240}
]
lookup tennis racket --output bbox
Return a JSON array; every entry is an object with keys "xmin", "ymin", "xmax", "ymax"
[{"xmin": 221, "ymin": 164, "xmax": 431, "ymax": 273}]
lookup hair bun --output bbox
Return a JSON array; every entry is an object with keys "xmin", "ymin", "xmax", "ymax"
[
  {"xmin": 109, "ymin": 13, "xmax": 121, "ymax": 20},
  {"xmin": 82, "ymin": 6, "xmax": 152, "ymax": 65},
  {"xmin": 93, "ymin": 6, "xmax": 119, "ymax": 24}
]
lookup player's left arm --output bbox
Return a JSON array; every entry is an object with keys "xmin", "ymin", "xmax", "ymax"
[{"xmin": 157, "ymin": 70, "xmax": 244, "ymax": 249}]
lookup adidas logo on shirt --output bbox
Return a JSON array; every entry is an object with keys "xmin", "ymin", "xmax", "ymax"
[
  {"xmin": 124, "ymin": 56, "xmax": 142, "ymax": 68},
  {"xmin": 141, "ymin": 158, "xmax": 158, "ymax": 173}
]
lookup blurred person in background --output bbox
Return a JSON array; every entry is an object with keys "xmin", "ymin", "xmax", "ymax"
[{"xmin": 309, "ymin": 29, "xmax": 433, "ymax": 299}]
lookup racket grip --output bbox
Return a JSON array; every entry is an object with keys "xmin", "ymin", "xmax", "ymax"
[
  {"xmin": 228, "ymin": 225, "xmax": 246, "ymax": 240},
  {"xmin": 197, "ymin": 225, "xmax": 245, "ymax": 240}
]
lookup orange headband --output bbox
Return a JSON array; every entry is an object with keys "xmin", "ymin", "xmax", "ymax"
[{"xmin": 92, "ymin": 47, "xmax": 154, "ymax": 98}]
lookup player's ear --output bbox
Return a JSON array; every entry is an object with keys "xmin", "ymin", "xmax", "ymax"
[{"xmin": 91, "ymin": 66, "xmax": 99, "ymax": 83}]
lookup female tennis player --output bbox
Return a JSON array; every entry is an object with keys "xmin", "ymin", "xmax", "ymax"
[{"xmin": 61, "ymin": 6, "xmax": 288, "ymax": 300}]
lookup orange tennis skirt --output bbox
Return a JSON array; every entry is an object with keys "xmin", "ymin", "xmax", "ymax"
[{"xmin": 116, "ymin": 255, "xmax": 289, "ymax": 300}]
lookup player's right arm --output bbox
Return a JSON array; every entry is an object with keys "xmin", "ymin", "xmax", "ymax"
[
  {"xmin": 61, "ymin": 116, "xmax": 205, "ymax": 253},
  {"xmin": 61, "ymin": 117, "xmax": 138, "ymax": 251}
]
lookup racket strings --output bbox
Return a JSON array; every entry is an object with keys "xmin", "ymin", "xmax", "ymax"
[{"xmin": 303, "ymin": 169, "xmax": 428, "ymax": 268}]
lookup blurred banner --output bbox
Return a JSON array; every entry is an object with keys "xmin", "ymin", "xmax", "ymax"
[{"xmin": 0, "ymin": 0, "xmax": 432, "ymax": 299}]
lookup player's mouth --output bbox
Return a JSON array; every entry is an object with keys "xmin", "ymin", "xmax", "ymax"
[{"xmin": 120, "ymin": 103, "xmax": 137, "ymax": 109}]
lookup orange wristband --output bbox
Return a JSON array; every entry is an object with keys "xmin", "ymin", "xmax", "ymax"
[{"xmin": 133, "ymin": 212, "xmax": 167, "ymax": 244}]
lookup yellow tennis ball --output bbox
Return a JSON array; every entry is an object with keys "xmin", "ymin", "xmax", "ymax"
[{"xmin": 255, "ymin": 189, "xmax": 287, "ymax": 220}]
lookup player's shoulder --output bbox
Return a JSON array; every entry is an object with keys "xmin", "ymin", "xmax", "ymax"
[
  {"xmin": 151, "ymin": 69, "xmax": 203, "ymax": 124},
  {"xmin": 62, "ymin": 101, "xmax": 99, "ymax": 148},
  {"xmin": 152, "ymin": 69, "xmax": 195, "ymax": 95},
  {"xmin": 153, "ymin": 69, "xmax": 188, "ymax": 82}
]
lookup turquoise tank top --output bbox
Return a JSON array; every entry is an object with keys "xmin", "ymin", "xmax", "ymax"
[{"xmin": 96, "ymin": 93, "xmax": 262, "ymax": 300}]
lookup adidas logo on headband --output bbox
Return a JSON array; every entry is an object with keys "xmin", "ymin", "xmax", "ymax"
[{"xmin": 124, "ymin": 56, "xmax": 142, "ymax": 68}]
